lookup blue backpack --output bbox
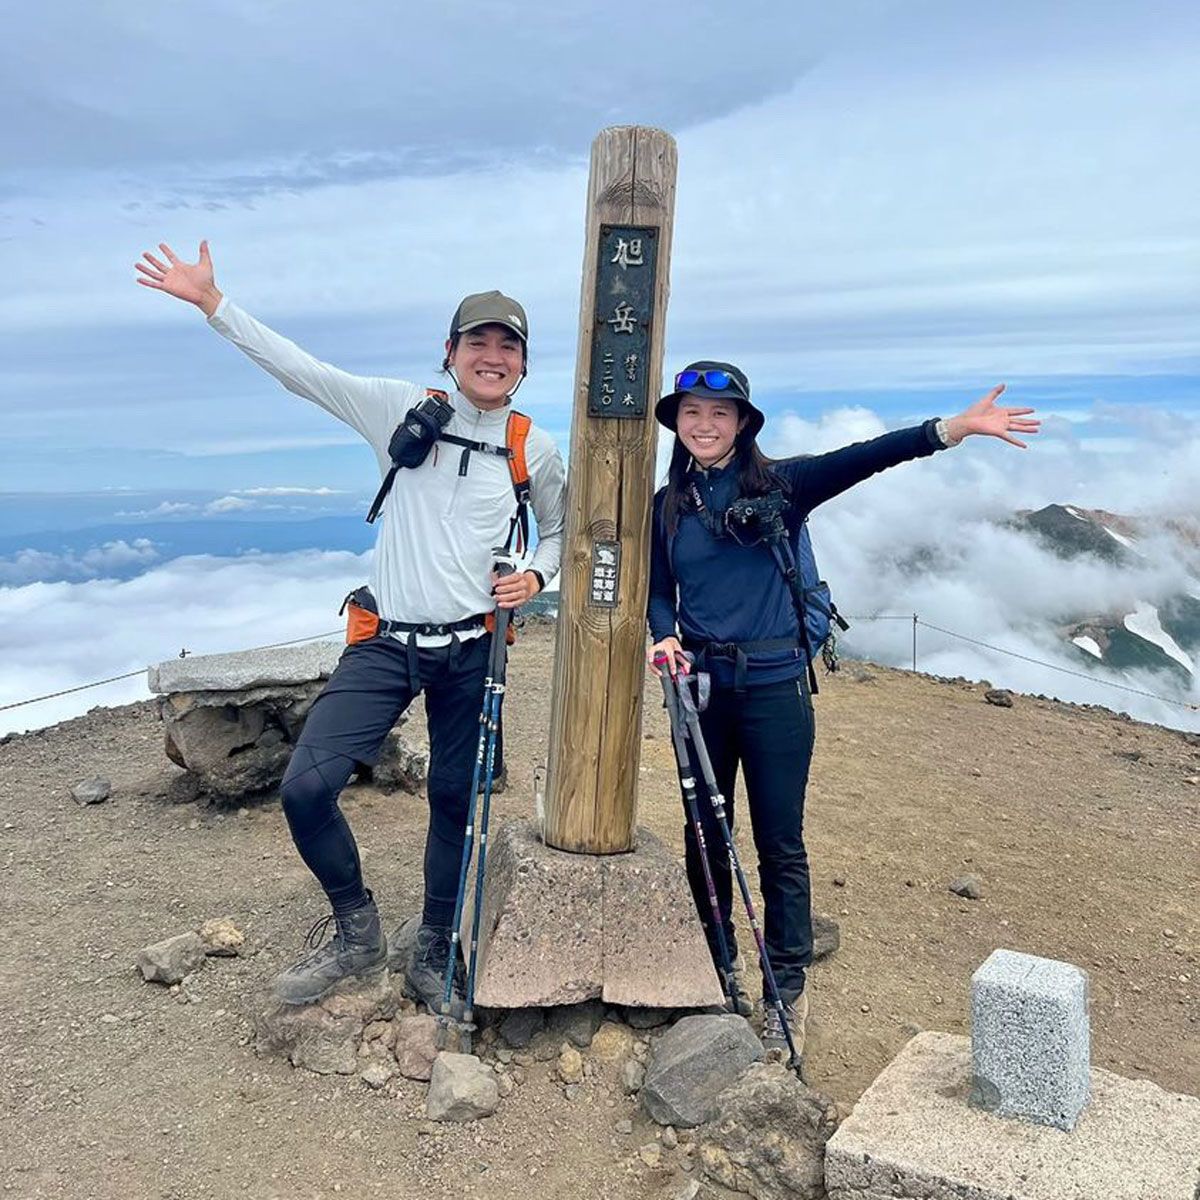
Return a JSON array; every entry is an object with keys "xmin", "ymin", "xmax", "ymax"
[{"xmin": 795, "ymin": 518, "xmax": 842, "ymax": 662}]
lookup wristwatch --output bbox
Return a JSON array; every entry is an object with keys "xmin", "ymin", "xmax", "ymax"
[{"xmin": 528, "ymin": 569, "xmax": 546, "ymax": 591}]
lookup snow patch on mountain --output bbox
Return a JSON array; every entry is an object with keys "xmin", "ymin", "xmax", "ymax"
[
  {"xmin": 1072, "ymin": 635, "xmax": 1102, "ymax": 659},
  {"xmin": 1103, "ymin": 526, "xmax": 1136, "ymax": 549},
  {"xmin": 1123, "ymin": 602, "xmax": 1195, "ymax": 674},
  {"xmin": 1064, "ymin": 505, "xmax": 1087, "ymax": 521}
]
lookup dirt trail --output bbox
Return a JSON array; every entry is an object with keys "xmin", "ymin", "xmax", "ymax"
[{"xmin": 1, "ymin": 623, "xmax": 1196, "ymax": 1198}]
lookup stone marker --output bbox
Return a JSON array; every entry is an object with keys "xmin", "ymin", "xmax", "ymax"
[
  {"xmin": 641, "ymin": 1013, "xmax": 763, "ymax": 1128},
  {"xmin": 825, "ymin": 1032, "xmax": 1200, "ymax": 1200},
  {"xmin": 971, "ymin": 948, "xmax": 1089, "ymax": 1130},
  {"xmin": 467, "ymin": 819, "xmax": 722, "ymax": 1010}
]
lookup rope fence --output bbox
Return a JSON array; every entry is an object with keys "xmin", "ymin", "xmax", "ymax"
[{"xmin": 3, "ymin": 614, "xmax": 1197, "ymax": 716}]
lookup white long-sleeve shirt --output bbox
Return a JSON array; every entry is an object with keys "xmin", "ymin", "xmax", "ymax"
[{"xmin": 209, "ymin": 298, "xmax": 566, "ymax": 643}]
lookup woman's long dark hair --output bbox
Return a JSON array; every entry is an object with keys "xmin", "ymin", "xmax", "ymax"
[{"xmin": 661, "ymin": 427, "xmax": 788, "ymax": 534}]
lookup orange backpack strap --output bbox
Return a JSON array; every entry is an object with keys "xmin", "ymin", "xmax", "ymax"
[{"xmin": 504, "ymin": 411, "xmax": 533, "ymax": 554}]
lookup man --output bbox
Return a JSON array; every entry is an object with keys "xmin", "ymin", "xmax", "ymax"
[{"xmin": 136, "ymin": 241, "xmax": 565, "ymax": 1012}]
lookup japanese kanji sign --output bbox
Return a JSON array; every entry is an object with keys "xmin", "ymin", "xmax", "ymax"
[
  {"xmin": 588, "ymin": 539, "xmax": 621, "ymax": 608},
  {"xmin": 587, "ymin": 224, "xmax": 659, "ymax": 419}
]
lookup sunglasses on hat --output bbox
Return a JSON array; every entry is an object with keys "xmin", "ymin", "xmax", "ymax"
[{"xmin": 673, "ymin": 368, "xmax": 748, "ymax": 399}]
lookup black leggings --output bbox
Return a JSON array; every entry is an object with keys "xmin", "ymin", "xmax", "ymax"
[
  {"xmin": 681, "ymin": 676, "xmax": 815, "ymax": 1001},
  {"xmin": 279, "ymin": 634, "xmax": 492, "ymax": 925}
]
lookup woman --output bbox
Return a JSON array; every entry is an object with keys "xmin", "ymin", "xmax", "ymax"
[{"xmin": 646, "ymin": 360, "xmax": 1038, "ymax": 1054}]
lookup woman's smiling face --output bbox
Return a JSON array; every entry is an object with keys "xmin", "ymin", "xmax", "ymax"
[{"xmin": 675, "ymin": 395, "xmax": 747, "ymax": 468}]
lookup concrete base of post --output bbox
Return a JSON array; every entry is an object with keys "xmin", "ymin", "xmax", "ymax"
[
  {"xmin": 464, "ymin": 818, "xmax": 724, "ymax": 1010},
  {"xmin": 825, "ymin": 1033, "xmax": 1200, "ymax": 1200}
]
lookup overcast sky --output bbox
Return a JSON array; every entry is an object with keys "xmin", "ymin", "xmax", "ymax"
[
  {"xmin": 3, "ymin": 1, "xmax": 1199, "ymax": 734},
  {"xmin": 2, "ymin": 0, "xmax": 1197, "ymax": 500}
]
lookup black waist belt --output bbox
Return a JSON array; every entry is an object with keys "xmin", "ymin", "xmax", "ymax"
[
  {"xmin": 683, "ymin": 637, "xmax": 802, "ymax": 694},
  {"xmin": 378, "ymin": 615, "xmax": 487, "ymax": 691},
  {"xmin": 377, "ymin": 616, "xmax": 486, "ymax": 637}
]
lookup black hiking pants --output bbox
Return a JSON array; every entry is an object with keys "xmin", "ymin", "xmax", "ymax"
[
  {"xmin": 682, "ymin": 675, "xmax": 815, "ymax": 1002},
  {"xmin": 278, "ymin": 633, "xmax": 496, "ymax": 928}
]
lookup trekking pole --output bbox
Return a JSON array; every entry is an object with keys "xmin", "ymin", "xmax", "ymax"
[
  {"xmin": 676, "ymin": 673, "xmax": 805, "ymax": 1078},
  {"xmin": 439, "ymin": 549, "xmax": 516, "ymax": 1048},
  {"xmin": 462, "ymin": 550, "xmax": 517, "ymax": 1041},
  {"xmin": 657, "ymin": 657, "xmax": 742, "ymax": 1016}
]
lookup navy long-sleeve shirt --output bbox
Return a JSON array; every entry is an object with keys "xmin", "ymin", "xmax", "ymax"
[{"xmin": 648, "ymin": 419, "xmax": 946, "ymax": 687}]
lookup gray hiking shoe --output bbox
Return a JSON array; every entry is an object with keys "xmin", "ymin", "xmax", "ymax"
[
  {"xmin": 404, "ymin": 924, "xmax": 466, "ymax": 1021},
  {"xmin": 272, "ymin": 895, "xmax": 387, "ymax": 1006},
  {"xmin": 762, "ymin": 989, "xmax": 809, "ymax": 1060}
]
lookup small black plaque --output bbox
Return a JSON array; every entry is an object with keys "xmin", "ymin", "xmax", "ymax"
[
  {"xmin": 587, "ymin": 224, "xmax": 659, "ymax": 420},
  {"xmin": 588, "ymin": 540, "xmax": 621, "ymax": 608}
]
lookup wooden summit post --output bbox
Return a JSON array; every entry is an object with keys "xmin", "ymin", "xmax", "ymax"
[{"xmin": 543, "ymin": 126, "xmax": 678, "ymax": 854}]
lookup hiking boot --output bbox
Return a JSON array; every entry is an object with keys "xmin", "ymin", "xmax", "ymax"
[
  {"xmin": 272, "ymin": 894, "xmax": 387, "ymax": 1006},
  {"xmin": 762, "ymin": 989, "xmax": 808, "ymax": 1060},
  {"xmin": 404, "ymin": 924, "xmax": 466, "ymax": 1021}
]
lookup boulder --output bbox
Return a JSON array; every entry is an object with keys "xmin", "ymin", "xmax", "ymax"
[
  {"xmin": 641, "ymin": 1014, "xmax": 763, "ymax": 1128},
  {"xmin": 696, "ymin": 1061, "xmax": 839, "ymax": 1200},
  {"xmin": 426, "ymin": 1053, "xmax": 500, "ymax": 1122},
  {"xmin": 136, "ymin": 932, "xmax": 206, "ymax": 985}
]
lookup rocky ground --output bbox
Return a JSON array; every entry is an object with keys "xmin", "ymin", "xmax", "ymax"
[{"xmin": 1, "ymin": 621, "xmax": 1197, "ymax": 1199}]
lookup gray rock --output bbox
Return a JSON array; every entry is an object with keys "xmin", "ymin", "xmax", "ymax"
[
  {"xmin": 254, "ymin": 972, "xmax": 395, "ymax": 1076},
  {"xmin": 625, "ymin": 1006, "xmax": 675, "ymax": 1030},
  {"xmin": 563, "ymin": 1083, "xmax": 583, "ymax": 1102},
  {"xmin": 948, "ymin": 874, "xmax": 983, "ymax": 900},
  {"xmin": 811, "ymin": 913, "xmax": 840, "ymax": 960},
  {"xmin": 360, "ymin": 1061, "xmax": 395, "ymax": 1089},
  {"xmin": 546, "ymin": 998, "xmax": 606, "ymax": 1047},
  {"xmin": 426, "ymin": 1053, "xmax": 499, "ymax": 1122},
  {"xmin": 621, "ymin": 1058, "xmax": 646, "ymax": 1095},
  {"xmin": 71, "ymin": 776, "xmax": 111, "ymax": 805},
  {"xmin": 498, "ymin": 1006, "xmax": 545, "ymax": 1048},
  {"xmin": 697, "ymin": 1061, "xmax": 838, "ymax": 1200},
  {"xmin": 984, "ymin": 688, "xmax": 1014, "ymax": 708},
  {"xmin": 393, "ymin": 1014, "xmax": 441, "ymax": 1081},
  {"xmin": 641, "ymin": 1014, "xmax": 763, "ymax": 1128},
  {"xmin": 256, "ymin": 1005, "xmax": 361, "ymax": 1075},
  {"xmin": 362, "ymin": 727, "xmax": 427, "ymax": 795},
  {"xmin": 616, "ymin": 1118, "xmax": 633, "ymax": 1134},
  {"xmin": 148, "ymin": 641, "xmax": 344, "ymax": 693},
  {"xmin": 136, "ymin": 932, "xmax": 206, "ymax": 985}
]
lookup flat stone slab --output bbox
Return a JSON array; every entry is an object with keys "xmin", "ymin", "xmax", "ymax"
[
  {"xmin": 148, "ymin": 641, "xmax": 344, "ymax": 694},
  {"xmin": 469, "ymin": 818, "xmax": 723, "ymax": 1010},
  {"xmin": 825, "ymin": 1032, "xmax": 1200, "ymax": 1200},
  {"xmin": 972, "ymin": 948, "xmax": 1090, "ymax": 1130}
]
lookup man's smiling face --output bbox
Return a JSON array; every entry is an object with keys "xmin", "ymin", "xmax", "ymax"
[{"xmin": 447, "ymin": 324, "xmax": 525, "ymax": 409}]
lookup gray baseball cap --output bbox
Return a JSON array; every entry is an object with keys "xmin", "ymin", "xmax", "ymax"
[{"xmin": 449, "ymin": 290, "xmax": 529, "ymax": 342}]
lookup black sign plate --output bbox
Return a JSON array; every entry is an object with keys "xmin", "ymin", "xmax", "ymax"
[
  {"xmin": 588, "ymin": 540, "xmax": 621, "ymax": 608},
  {"xmin": 587, "ymin": 224, "xmax": 659, "ymax": 419}
]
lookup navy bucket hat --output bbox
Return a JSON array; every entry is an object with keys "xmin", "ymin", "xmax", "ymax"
[{"xmin": 655, "ymin": 360, "xmax": 765, "ymax": 439}]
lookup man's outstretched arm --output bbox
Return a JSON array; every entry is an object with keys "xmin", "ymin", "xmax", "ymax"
[{"xmin": 136, "ymin": 241, "xmax": 407, "ymax": 450}]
